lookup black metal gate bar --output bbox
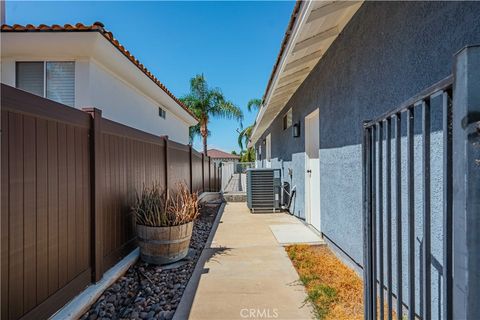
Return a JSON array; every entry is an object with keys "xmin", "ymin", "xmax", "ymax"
[
  {"xmin": 395, "ymin": 113, "xmax": 403, "ymax": 319},
  {"xmin": 407, "ymin": 106, "xmax": 415, "ymax": 320},
  {"xmin": 363, "ymin": 76, "xmax": 453, "ymax": 128},
  {"xmin": 422, "ymin": 99, "xmax": 431, "ymax": 320},
  {"xmin": 363, "ymin": 125, "xmax": 373, "ymax": 320},
  {"xmin": 442, "ymin": 89, "xmax": 453, "ymax": 320},
  {"xmin": 371, "ymin": 125, "xmax": 377, "ymax": 320},
  {"xmin": 386, "ymin": 118, "xmax": 393, "ymax": 320},
  {"xmin": 378, "ymin": 122, "xmax": 384, "ymax": 320},
  {"xmin": 362, "ymin": 76, "xmax": 453, "ymax": 320}
]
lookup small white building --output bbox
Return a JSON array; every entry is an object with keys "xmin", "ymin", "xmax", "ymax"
[
  {"xmin": 1, "ymin": 22, "xmax": 197, "ymax": 144},
  {"xmin": 206, "ymin": 148, "xmax": 240, "ymax": 165}
]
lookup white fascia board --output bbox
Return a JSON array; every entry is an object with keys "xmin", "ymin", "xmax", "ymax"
[
  {"xmin": 249, "ymin": 104, "xmax": 266, "ymax": 148},
  {"xmin": 262, "ymin": 1, "xmax": 314, "ymax": 110},
  {"xmin": 250, "ymin": 1, "xmax": 314, "ymax": 146}
]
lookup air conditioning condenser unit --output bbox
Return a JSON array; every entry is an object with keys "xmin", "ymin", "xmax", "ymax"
[{"xmin": 246, "ymin": 168, "xmax": 281, "ymax": 213}]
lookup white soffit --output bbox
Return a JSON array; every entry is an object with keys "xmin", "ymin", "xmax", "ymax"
[{"xmin": 250, "ymin": 1, "xmax": 363, "ymax": 145}]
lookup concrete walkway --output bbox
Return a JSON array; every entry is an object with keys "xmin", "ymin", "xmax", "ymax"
[
  {"xmin": 177, "ymin": 202, "xmax": 314, "ymax": 320},
  {"xmin": 224, "ymin": 173, "xmax": 246, "ymax": 193}
]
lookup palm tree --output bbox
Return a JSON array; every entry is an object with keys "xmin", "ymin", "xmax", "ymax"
[
  {"xmin": 237, "ymin": 125, "xmax": 253, "ymax": 152},
  {"xmin": 180, "ymin": 74, "xmax": 243, "ymax": 155},
  {"xmin": 240, "ymin": 146, "xmax": 255, "ymax": 162},
  {"xmin": 238, "ymin": 98, "xmax": 262, "ymax": 151},
  {"xmin": 237, "ymin": 98, "xmax": 262, "ymax": 159}
]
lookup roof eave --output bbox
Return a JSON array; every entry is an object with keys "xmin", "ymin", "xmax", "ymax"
[
  {"xmin": 249, "ymin": 1, "xmax": 310, "ymax": 146},
  {"xmin": 250, "ymin": 1, "xmax": 363, "ymax": 146},
  {"xmin": 1, "ymin": 22, "xmax": 199, "ymax": 124}
]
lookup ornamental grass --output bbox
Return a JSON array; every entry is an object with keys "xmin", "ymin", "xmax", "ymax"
[{"xmin": 132, "ymin": 183, "xmax": 199, "ymax": 227}]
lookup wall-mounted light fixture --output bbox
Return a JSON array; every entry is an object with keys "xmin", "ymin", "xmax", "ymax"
[{"xmin": 293, "ymin": 122, "xmax": 301, "ymax": 138}]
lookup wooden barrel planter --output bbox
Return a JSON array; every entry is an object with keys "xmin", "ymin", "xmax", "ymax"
[{"xmin": 137, "ymin": 221, "xmax": 194, "ymax": 265}]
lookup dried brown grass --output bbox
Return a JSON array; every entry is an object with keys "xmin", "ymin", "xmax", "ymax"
[
  {"xmin": 132, "ymin": 183, "xmax": 199, "ymax": 227},
  {"xmin": 286, "ymin": 245, "xmax": 363, "ymax": 320},
  {"xmin": 286, "ymin": 245, "xmax": 394, "ymax": 319}
]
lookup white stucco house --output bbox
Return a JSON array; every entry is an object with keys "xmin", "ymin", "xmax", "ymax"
[{"xmin": 0, "ymin": 22, "xmax": 198, "ymax": 144}]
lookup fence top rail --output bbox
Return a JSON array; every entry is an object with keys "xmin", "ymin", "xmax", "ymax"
[
  {"xmin": 363, "ymin": 75, "xmax": 453, "ymax": 128},
  {"xmin": 168, "ymin": 140, "xmax": 190, "ymax": 152},
  {"xmin": 236, "ymin": 162, "xmax": 255, "ymax": 166},
  {"xmin": 192, "ymin": 148, "xmax": 202, "ymax": 158},
  {"xmin": 1, "ymin": 83, "xmax": 91, "ymax": 128},
  {"xmin": 102, "ymin": 117, "xmax": 167, "ymax": 146}
]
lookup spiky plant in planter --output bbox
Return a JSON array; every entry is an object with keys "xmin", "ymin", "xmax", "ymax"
[{"xmin": 132, "ymin": 183, "xmax": 199, "ymax": 265}]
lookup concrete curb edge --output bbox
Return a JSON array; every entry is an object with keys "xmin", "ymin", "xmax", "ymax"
[
  {"xmin": 173, "ymin": 201, "xmax": 227, "ymax": 320},
  {"xmin": 50, "ymin": 248, "xmax": 140, "ymax": 320}
]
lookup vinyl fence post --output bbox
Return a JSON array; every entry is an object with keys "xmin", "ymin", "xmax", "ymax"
[
  {"xmin": 83, "ymin": 107, "xmax": 104, "ymax": 282},
  {"xmin": 164, "ymin": 137, "xmax": 169, "ymax": 193},
  {"xmin": 219, "ymin": 164, "xmax": 222, "ymax": 192},
  {"xmin": 208, "ymin": 156, "xmax": 212, "ymax": 192},
  {"xmin": 201, "ymin": 153, "xmax": 205, "ymax": 193},
  {"xmin": 189, "ymin": 145, "xmax": 193, "ymax": 193},
  {"xmin": 452, "ymin": 45, "xmax": 480, "ymax": 319},
  {"xmin": 216, "ymin": 163, "xmax": 219, "ymax": 191},
  {"xmin": 213, "ymin": 162, "xmax": 217, "ymax": 191}
]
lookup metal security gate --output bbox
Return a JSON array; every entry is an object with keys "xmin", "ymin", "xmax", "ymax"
[{"xmin": 362, "ymin": 76, "xmax": 454, "ymax": 320}]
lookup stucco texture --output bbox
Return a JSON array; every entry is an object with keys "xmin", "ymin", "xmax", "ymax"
[{"xmin": 256, "ymin": 2, "xmax": 480, "ymax": 317}]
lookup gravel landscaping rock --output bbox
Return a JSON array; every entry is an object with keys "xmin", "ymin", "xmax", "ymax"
[{"xmin": 81, "ymin": 202, "xmax": 220, "ymax": 320}]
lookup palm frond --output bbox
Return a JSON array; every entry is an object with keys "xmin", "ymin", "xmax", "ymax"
[
  {"xmin": 237, "ymin": 125, "xmax": 253, "ymax": 151},
  {"xmin": 215, "ymin": 101, "xmax": 243, "ymax": 121},
  {"xmin": 208, "ymin": 88, "xmax": 243, "ymax": 120},
  {"xmin": 189, "ymin": 124, "xmax": 211, "ymax": 144},
  {"xmin": 247, "ymin": 98, "xmax": 262, "ymax": 112},
  {"xmin": 180, "ymin": 94, "xmax": 203, "ymax": 117},
  {"xmin": 189, "ymin": 74, "xmax": 208, "ymax": 102},
  {"xmin": 238, "ymin": 130, "xmax": 245, "ymax": 151}
]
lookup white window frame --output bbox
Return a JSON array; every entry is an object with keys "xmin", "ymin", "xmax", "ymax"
[
  {"xmin": 283, "ymin": 108, "xmax": 293, "ymax": 130},
  {"xmin": 158, "ymin": 106, "xmax": 167, "ymax": 119},
  {"xmin": 15, "ymin": 60, "xmax": 75, "ymax": 106}
]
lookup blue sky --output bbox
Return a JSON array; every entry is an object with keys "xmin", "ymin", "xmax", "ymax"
[{"xmin": 6, "ymin": 1, "xmax": 294, "ymax": 153}]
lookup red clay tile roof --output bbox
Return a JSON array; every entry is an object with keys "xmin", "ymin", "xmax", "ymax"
[
  {"xmin": 206, "ymin": 149, "xmax": 240, "ymax": 159},
  {"xmin": 1, "ymin": 22, "xmax": 198, "ymax": 121}
]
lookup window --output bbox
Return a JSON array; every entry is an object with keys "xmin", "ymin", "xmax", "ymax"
[
  {"xmin": 158, "ymin": 107, "xmax": 166, "ymax": 119},
  {"xmin": 16, "ymin": 62, "xmax": 44, "ymax": 96},
  {"xmin": 283, "ymin": 108, "xmax": 292, "ymax": 130},
  {"xmin": 16, "ymin": 61, "xmax": 75, "ymax": 106}
]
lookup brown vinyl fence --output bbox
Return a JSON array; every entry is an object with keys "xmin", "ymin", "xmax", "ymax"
[
  {"xmin": 1, "ymin": 84, "xmax": 221, "ymax": 320},
  {"xmin": 191, "ymin": 149, "xmax": 204, "ymax": 193}
]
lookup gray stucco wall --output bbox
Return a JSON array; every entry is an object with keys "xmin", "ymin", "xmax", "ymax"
[{"xmin": 256, "ymin": 1, "xmax": 480, "ymax": 317}]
